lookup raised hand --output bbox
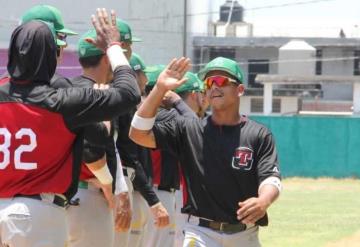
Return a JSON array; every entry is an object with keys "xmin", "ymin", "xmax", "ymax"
[
  {"xmin": 156, "ymin": 57, "xmax": 191, "ymax": 92},
  {"xmin": 86, "ymin": 8, "xmax": 120, "ymax": 51}
]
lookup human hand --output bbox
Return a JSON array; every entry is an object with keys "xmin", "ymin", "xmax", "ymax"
[
  {"xmin": 87, "ymin": 8, "xmax": 120, "ymax": 51},
  {"xmin": 150, "ymin": 202, "xmax": 170, "ymax": 228},
  {"xmin": 156, "ymin": 57, "xmax": 191, "ymax": 92},
  {"xmin": 237, "ymin": 197, "xmax": 270, "ymax": 225},
  {"xmin": 114, "ymin": 192, "xmax": 132, "ymax": 232},
  {"xmin": 162, "ymin": 91, "xmax": 181, "ymax": 109}
]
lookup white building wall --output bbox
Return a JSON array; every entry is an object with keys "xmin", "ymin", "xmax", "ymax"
[{"xmin": 321, "ymin": 47, "xmax": 354, "ymax": 100}]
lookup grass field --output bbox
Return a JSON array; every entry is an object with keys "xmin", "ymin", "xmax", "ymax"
[{"xmin": 259, "ymin": 178, "xmax": 360, "ymax": 247}]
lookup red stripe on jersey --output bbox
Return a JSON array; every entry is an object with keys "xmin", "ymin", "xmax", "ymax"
[
  {"xmin": 151, "ymin": 149, "xmax": 162, "ymax": 186},
  {"xmin": 80, "ymin": 162, "xmax": 95, "ymax": 181},
  {"xmin": 0, "ymin": 103, "xmax": 76, "ymax": 197}
]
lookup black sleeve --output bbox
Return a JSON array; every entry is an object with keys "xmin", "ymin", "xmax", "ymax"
[
  {"xmin": 83, "ymin": 122, "xmax": 110, "ymax": 146},
  {"xmin": 47, "ymin": 66, "xmax": 140, "ymax": 129},
  {"xmin": 255, "ymin": 128, "xmax": 281, "ymax": 184},
  {"xmin": 132, "ymin": 160, "xmax": 160, "ymax": 206},
  {"xmin": 152, "ymin": 118, "xmax": 187, "ymax": 154},
  {"xmin": 173, "ymin": 99, "xmax": 197, "ymax": 118},
  {"xmin": 50, "ymin": 74, "xmax": 73, "ymax": 89},
  {"xmin": 82, "ymin": 139, "xmax": 106, "ymax": 163}
]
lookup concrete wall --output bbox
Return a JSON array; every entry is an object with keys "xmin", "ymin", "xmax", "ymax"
[
  {"xmin": 321, "ymin": 47, "xmax": 354, "ymax": 100},
  {"xmin": 0, "ymin": 0, "xmax": 185, "ymax": 66}
]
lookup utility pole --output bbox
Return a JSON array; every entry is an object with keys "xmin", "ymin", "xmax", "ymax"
[{"xmin": 183, "ymin": 0, "xmax": 187, "ymax": 57}]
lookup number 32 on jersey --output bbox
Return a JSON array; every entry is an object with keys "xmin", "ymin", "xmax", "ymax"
[{"xmin": 0, "ymin": 128, "xmax": 37, "ymax": 170}]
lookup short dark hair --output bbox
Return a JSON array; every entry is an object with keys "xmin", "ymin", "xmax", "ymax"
[
  {"xmin": 79, "ymin": 54, "xmax": 104, "ymax": 68},
  {"xmin": 144, "ymin": 85, "xmax": 154, "ymax": 96},
  {"xmin": 177, "ymin": 91, "xmax": 191, "ymax": 100}
]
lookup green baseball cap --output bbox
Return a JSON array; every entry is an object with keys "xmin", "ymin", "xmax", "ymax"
[
  {"xmin": 145, "ymin": 65, "xmax": 166, "ymax": 87},
  {"xmin": 39, "ymin": 21, "xmax": 65, "ymax": 46},
  {"xmin": 21, "ymin": 5, "xmax": 77, "ymax": 36},
  {"xmin": 174, "ymin": 72, "xmax": 204, "ymax": 94},
  {"xmin": 198, "ymin": 57, "xmax": 244, "ymax": 83},
  {"xmin": 116, "ymin": 19, "xmax": 141, "ymax": 43},
  {"xmin": 77, "ymin": 29, "xmax": 103, "ymax": 58},
  {"xmin": 77, "ymin": 29, "xmax": 127, "ymax": 58},
  {"xmin": 129, "ymin": 53, "xmax": 146, "ymax": 71}
]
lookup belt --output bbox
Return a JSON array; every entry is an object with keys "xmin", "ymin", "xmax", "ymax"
[
  {"xmin": 198, "ymin": 218, "xmax": 248, "ymax": 234},
  {"xmin": 14, "ymin": 194, "xmax": 68, "ymax": 208}
]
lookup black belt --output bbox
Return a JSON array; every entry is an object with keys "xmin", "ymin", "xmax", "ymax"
[
  {"xmin": 14, "ymin": 194, "xmax": 68, "ymax": 208},
  {"xmin": 198, "ymin": 218, "xmax": 247, "ymax": 234}
]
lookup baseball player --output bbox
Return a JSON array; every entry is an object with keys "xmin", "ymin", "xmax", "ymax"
[
  {"xmin": 0, "ymin": 9, "xmax": 140, "ymax": 247},
  {"xmin": 66, "ymin": 28, "xmax": 132, "ymax": 247},
  {"xmin": 129, "ymin": 56, "xmax": 282, "ymax": 247},
  {"xmin": 142, "ymin": 68, "xmax": 200, "ymax": 247},
  {"xmin": 115, "ymin": 55, "xmax": 170, "ymax": 247}
]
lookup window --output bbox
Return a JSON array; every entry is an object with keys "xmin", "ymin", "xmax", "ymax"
[
  {"xmin": 316, "ymin": 49, "xmax": 322, "ymax": 75},
  {"xmin": 248, "ymin": 59, "xmax": 269, "ymax": 88},
  {"xmin": 354, "ymin": 50, "xmax": 360, "ymax": 76}
]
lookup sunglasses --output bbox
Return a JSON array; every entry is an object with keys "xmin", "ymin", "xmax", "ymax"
[{"xmin": 204, "ymin": 76, "xmax": 239, "ymax": 90}]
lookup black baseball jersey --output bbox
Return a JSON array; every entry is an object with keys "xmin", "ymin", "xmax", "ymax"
[
  {"xmin": 152, "ymin": 100, "xmax": 197, "ymax": 191},
  {"xmin": 153, "ymin": 116, "xmax": 281, "ymax": 225}
]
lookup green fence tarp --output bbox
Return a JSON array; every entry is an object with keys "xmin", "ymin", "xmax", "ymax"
[{"xmin": 250, "ymin": 115, "xmax": 360, "ymax": 178}]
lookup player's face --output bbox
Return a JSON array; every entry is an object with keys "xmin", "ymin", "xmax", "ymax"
[{"xmin": 205, "ymin": 70, "xmax": 244, "ymax": 111}]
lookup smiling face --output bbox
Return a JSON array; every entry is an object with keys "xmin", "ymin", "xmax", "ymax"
[{"xmin": 204, "ymin": 70, "xmax": 244, "ymax": 112}]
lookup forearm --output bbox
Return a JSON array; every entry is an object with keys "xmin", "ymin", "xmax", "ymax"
[{"xmin": 258, "ymin": 183, "xmax": 280, "ymax": 208}]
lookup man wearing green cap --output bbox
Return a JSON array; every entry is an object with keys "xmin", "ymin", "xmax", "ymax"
[
  {"xmin": 142, "ymin": 66, "xmax": 198, "ymax": 247},
  {"xmin": 65, "ymin": 26, "xmax": 134, "ymax": 247},
  {"xmin": 129, "ymin": 57, "xmax": 281, "ymax": 246},
  {"xmin": 174, "ymin": 71, "xmax": 209, "ymax": 118},
  {"xmin": 114, "ymin": 59, "xmax": 171, "ymax": 247},
  {"xmin": 0, "ymin": 8, "xmax": 140, "ymax": 247},
  {"xmin": 115, "ymin": 19, "xmax": 141, "ymax": 60},
  {"xmin": 21, "ymin": 4, "xmax": 77, "ymax": 88}
]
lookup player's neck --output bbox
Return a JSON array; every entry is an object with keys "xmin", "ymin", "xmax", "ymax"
[{"xmin": 211, "ymin": 108, "xmax": 241, "ymax": 126}]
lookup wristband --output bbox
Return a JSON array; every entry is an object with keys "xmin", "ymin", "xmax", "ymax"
[
  {"xmin": 90, "ymin": 165, "xmax": 113, "ymax": 185},
  {"xmin": 259, "ymin": 176, "xmax": 282, "ymax": 193},
  {"xmin": 106, "ymin": 44, "xmax": 129, "ymax": 71},
  {"xmin": 131, "ymin": 112, "xmax": 156, "ymax": 131}
]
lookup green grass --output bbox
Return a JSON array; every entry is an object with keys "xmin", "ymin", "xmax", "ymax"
[{"xmin": 259, "ymin": 178, "xmax": 360, "ymax": 247}]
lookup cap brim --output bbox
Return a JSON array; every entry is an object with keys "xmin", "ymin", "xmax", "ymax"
[
  {"xmin": 58, "ymin": 27, "xmax": 78, "ymax": 35},
  {"xmin": 198, "ymin": 67, "xmax": 242, "ymax": 83},
  {"xmin": 131, "ymin": 37, "xmax": 142, "ymax": 42},
  {"xmin": 56, "ymin": 39, "xmax": 67, "ymax": 47},
  {"xmin": 143, "ymin": 66, "xmax": 159, "ymax": 73}
]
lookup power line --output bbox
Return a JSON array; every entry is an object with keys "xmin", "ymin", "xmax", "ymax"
[
  {"xmin": 125, "ymin": 0, "xmax": 337, "ymax": 21},
  {"xmin": 1, "ymin": 55, "xmax": 356, "ymax": 70}
]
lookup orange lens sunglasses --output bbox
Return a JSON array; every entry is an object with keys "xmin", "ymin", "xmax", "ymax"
[{"xmin": 204, "ymin": 76, "xmax": 239, "ymax": 90}]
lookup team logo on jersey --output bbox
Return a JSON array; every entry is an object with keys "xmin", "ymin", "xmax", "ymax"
[{"xmin": 232, "ymin": 147, "xmax": 253, "ymax": 170}]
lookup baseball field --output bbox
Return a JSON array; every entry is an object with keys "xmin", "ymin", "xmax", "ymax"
[{"xmin": 260, "ymin": 178, "xmax": 360, "ymax": 247}]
